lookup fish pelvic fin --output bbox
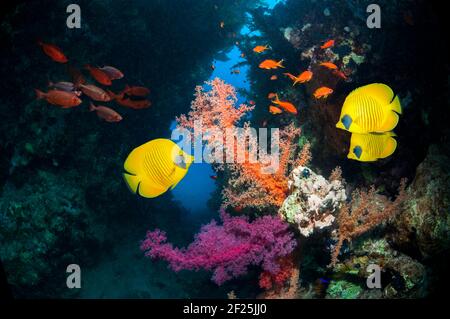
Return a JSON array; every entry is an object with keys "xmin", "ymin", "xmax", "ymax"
[{"xmin": 390, "ymin": 95, "xmax": 402, "ymax": 115}]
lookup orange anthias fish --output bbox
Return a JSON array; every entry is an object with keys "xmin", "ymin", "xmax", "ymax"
[
  {"xmin": 284, "ymin": 70, "xmax": 313, "ymax": 85},
  {"xmin": 85, "ymin": 65, "xmax": 112, "ymax": 86},
  {"xmin": 253, "ymin": 45, "xmax": 270, "ymax": 53},
  {"xmin": 35, "ymin": 89, "xmax": 81, "ymax": 108},
  {"xmin": 267, "ymin": 92, "xmax": 276, "ymax": 99},
  {"xmin": 320, "ymin": 62, "xmax": 338, "ymax": 70},
  {"xmin": 240, "ymin": 53, "xmax": 245, "ymax": 58},
  {"xmin": 89, "ymin": 102, "xmax": 122, "ymax": 122},
  {"xmin": 249, "ymin": 100, "xmax": 256, "ymax": 106},
  {"xmin": 272, "ymin": 94, "xmax": 297, "ymax": 114},
  {"xmin": 259, "ymin": 59, "xmax": 284, "ymax": 70},
  {"xmin": 37, "ymin": 40, "xmax": 68, "ymax": 63},
  {"xmin": 269, "ymin": 106, "xmax": 283, "ymax": 114},
  {"xmin": 270, "ymin": 75, "xmax": 278, "ymax": 80},
  {"xmin": 78, "ymin": 84, "xmax": 111, "ymax": 102},
  {"xmin": 123, "ymin": 85, "xmax": 150, "ymax": 97},
  {"xmin": 210, "ymin": 175, "xmax": 218, "ymax": 180},
  {"xmin": 313, "ymin": 87, "xmax": 334, "ymax": 99},
  {"xmin": 320, "ymin": 40, "xmax": 335, "ymax": 49}
]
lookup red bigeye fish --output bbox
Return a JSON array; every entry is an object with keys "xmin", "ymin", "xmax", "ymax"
[
  {"xmin": 78, "ymin": 84, "xmax": 111, "ymax": 102},
  {"xmin": 85, "ymin": 65, "xmax": 112, "ymax": 86},
  {"xmin": 122, "ymin": 85, "xmax": 150, "ymax": 97},
  {"xmin": 37, "ymin": 40, "xmax": 68, "ymax": 63},
  {"xmin": 115, "ymin": 98, "xmax": 151, "ymax": 109},
  {"xmin": 99, "ymin": 66, "xmax": 124, "ymax": 80},
  {"xmin": 89, "ymin": 102, "xmax": 122, "ymax": 122},
  {"xmin": 35, "ymin": 89, "xmax": 81, "ymax": 108},
  {"xmin": 48, "ymin": 81, "xmax": 81, "ymax": 96},
  {"xmin": 67, "ymin": 65, "xmax": 86, "ymax": 86}
]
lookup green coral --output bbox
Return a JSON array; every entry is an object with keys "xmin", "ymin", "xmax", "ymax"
[{"xmin": 326, "ymin": 280, "xmax": 363, "ymax": 299}]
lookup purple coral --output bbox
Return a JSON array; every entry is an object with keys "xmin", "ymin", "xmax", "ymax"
[{"xmin": 140, "ymin": 210, "xmax": 297, "ymax": 285}]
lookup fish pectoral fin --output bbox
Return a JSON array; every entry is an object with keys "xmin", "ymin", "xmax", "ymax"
[
  {"xmin": 123, "ymin": 173, "xmax": 141, "ymax": 194},
  {"xmin": 380, "ymin": 137, "xmax": 397, "ymax": 159},
  {"xmin": 138, "ymin": 180, "xmax": 168, "ymax": 198},
  {"xmin": 378, "ymin": 112, "xmax": 399, "ymax": 132},
  {"xmin": 389, "ymin": 95, "xmax": 402, "ymax": 115}
]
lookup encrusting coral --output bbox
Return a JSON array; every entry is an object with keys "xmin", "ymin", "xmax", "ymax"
[{"xmin": 279, "ymin": 165, "xmax": 347, "ymax": 237}]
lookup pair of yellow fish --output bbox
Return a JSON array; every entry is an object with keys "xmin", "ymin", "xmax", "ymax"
[{"xmin": 336, "ymin": 83, "xmax": 402, "ymax": 162}]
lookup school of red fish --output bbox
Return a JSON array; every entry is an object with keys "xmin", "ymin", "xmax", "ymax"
[{"xmin": 35, "ymin": 40, "xmax": 151, "ymax": 123}]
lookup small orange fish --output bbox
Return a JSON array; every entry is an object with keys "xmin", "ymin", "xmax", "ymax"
[
  {"xmin": 211, "ymin": 64, "xmax": 216, "ymax": 70},
  {"xmin": 85, "ymin": 65, "xmax": 112, "ymax": 86},
  {"xmin": 253, "ymin": 45, "xmax": 270, "ymax": 53},
  {"xmin": 35, "ymin": 89, "xmax": 81, "ymax": 108},
  {"xmin": 259, "ymin": 59, "xmax": 284, "ymax": 70},
  {"xmin": 313, "ymin": 87, "xmax": 334, "ymax": 99},
  {"xmin": 249, "ymin": 100, "xmax": 256, "ymax": 106},
  {"xmin": 78, "ymin": 84, "xmax": 111, "ymax": 102},
  {"xmin": 269, "ymin": 106, "xmax": 283, "ymax": 114},
  {"xmin": 320, "ymin": 40, "xmax": 335, "ymax": 49},
  {"xmin": 220, "ymin": 21, "xmax": 225, "ymax": 28},
  {"xmin": 283, "ymin": 71, "xmax": 313, "ymax": 85},
  {"xmin": 261, "ymin": 119, "xmax": 268, "ymax": 127},
  {"xmin": 234, "ymin": 206, "xmax": 243, "ymax": 212},
  {"xmin": 123, "ymin": 85, "xmax": 150, "ymax": 97},
  {"xmin": 267, "ymin": 92, "xmax": 276, "ymax": 99},
  {"xmin": 231, "ymin": 69, "xmax": 240, "ymax": 74},
  {"xmin": 89, "ymin": 102, "xmax": 122, "ymax": 122},
  {"xmin": 240, "ymin": 53, "xmax": 245, "ymax": 58},
  {"xmin": 272, "ymin": 94, "xmax": 297, "ymax": 114},
  {"xmin": 37, "ymin": 40, "xmax": 68, "ymax": 63},
  {"xmin": 270, "ymin": 75, "xmax": 278, "ymax": 80},
  {"xmin": 210, "ymin": 175, "xmax": 218, "ymax": 180},
  {"xmin": 319, "ymin": 62, "xmax": 338, "ymax": 70}
]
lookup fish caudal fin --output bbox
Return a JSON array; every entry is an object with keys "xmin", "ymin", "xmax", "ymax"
[
  {"xmin": 34, "ymin": 89, "xmax": 45, "ymax": 100},
  {"xmin": 278, "ymin": 59, "xmax": 285, "ymax": 68},
  {"xmin": 123, "ymin": 173, "xmax": 141, "ymax": 194},
  {"xmin": 380, "ymin": 137, "xmax": 397, "ymax": 159},
  {"xmin": 389, "ymin": 95, "xmax": 402, "ymax": 115},
  {"xmin": 89, "ymin": 102, "xmax": 96, "ymax": 112}
]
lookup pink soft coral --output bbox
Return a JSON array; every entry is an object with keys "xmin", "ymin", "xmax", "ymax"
[{"xmin": 140, "ymin": 210, "xmax": 297, "ymax": 285}]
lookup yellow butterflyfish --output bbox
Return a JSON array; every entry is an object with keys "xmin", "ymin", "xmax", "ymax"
[
  {"xmin": 347, "ymin": 132, "xmax": 397, "ymax": 162},
  {"xmin": 336, "ymin": 83, "xmax": 402, "ymax": 134},
  {"xmin": 123, "ymin": 138, "xmax": 194, "ymax": 198}
]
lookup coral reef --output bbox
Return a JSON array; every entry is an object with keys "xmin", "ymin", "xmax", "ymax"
[
  {"xmin": 279, "ymin": 166, "xmax": 347, "ymax": 237},
  {"xmin": 330, "ymin": 179, "xmax": 408, "ymax": 266},
  {"xmin": 140, "ymin": 210, "xmax": 297, "ymax": 285}
]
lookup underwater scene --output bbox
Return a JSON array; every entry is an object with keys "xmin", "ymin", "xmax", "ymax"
[{"xmin": 0, "ymin": 0, "xmax": 449, "ymax": 301}]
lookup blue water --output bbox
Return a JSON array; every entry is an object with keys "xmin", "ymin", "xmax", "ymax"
[{"xmin": 170, "ymin": 0, "xmax": 281, "ymax": 212}]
